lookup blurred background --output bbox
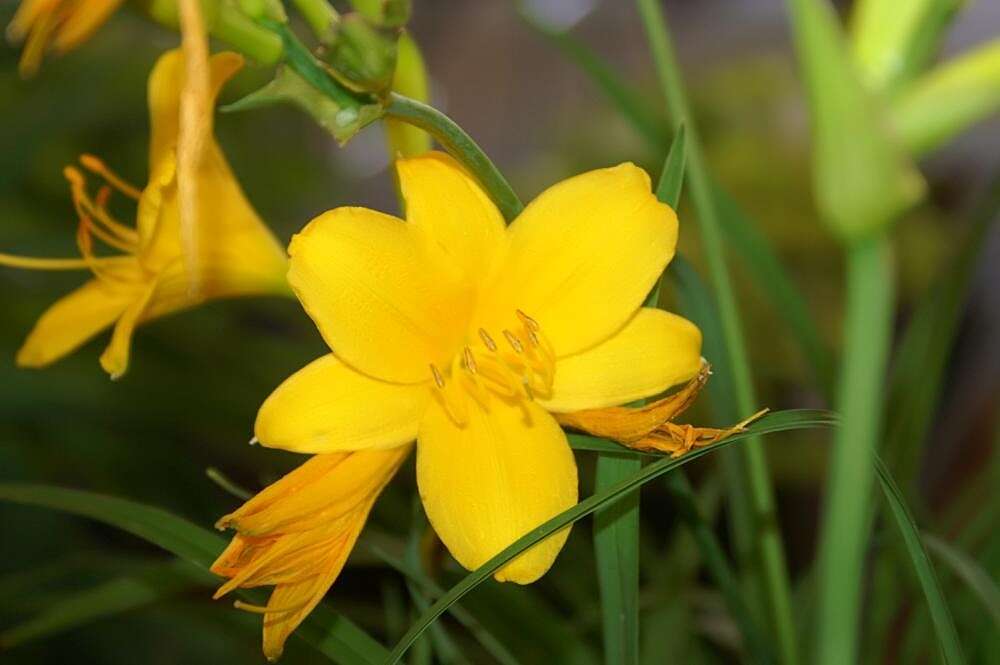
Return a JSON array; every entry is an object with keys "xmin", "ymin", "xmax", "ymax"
[{"xmin": 0, "ymin": 1, "xmax": 997, "ymax": 663}]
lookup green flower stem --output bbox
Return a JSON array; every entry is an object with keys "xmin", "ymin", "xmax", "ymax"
[
  {"xmin": 384, "ymin": 93, "xmax": 524, "ymax": 221},
  {"xmin": 815, "ymin": 235, "xmax": 895, "ymax": 665},
  {"xmin": 254, "ymin": 21, "xmax": 523, "ymax": 221},
  {"xmin": 633, "ymin": 2, "xmax": 798, "ymax": 664}
]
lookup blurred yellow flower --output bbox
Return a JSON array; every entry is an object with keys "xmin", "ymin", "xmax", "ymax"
[
  {"xmin": 240, "ymin": 151, "xmax": 701, "ymax": 581},
  {"xmin": 0, "ymin": 49, "xmax": 288, "ymax": 378},
  {"xmin": 212, "ymin": 447, "xmax": 410, "ymax": 661},
  {"xmin": 7, "ymin": 0, "xmax": 125, "ymax": 77}
]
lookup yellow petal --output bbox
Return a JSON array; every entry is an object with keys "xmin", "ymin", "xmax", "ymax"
[
  {"xmin": 542, "ymin": 308, "xmax": 703, "ymax": 412},
  {"xmin": 146, "ymin": 49, "xmax": 243, "ymax": 177},
  {"xmin": 255, "ymin": 355, "xmax": 428, "ymax": 454},
  {"xmin": 140, "ymin": 49, "xmax": 287, "ymax": 290},
  {"xmin": 396, "ymin": 151, "xmax": 505, "ymax": 281},
  {"xmin": 417, "ymin": 398, "xmax": 577, "ymax": 583},
  {"xmin": 476, "ymin": 163, "xmax": 677, "ymax": 357},
  {"xmin": 16, "ymin": 278, "xmax": 134, "ymax": 368},
  {"xmin": 99, "ymin": 280, "xmax": 158, "ymax": 379},
  {"xmin": 288, "ymin": 207, "xmax": 473, "ymax": 383}
]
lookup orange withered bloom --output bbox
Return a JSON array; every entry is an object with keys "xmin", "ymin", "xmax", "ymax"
[{"xmin": 7, "ymin": 0, "xmax": 126, "ymax": 76}]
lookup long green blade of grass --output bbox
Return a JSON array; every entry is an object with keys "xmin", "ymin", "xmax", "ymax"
[
  {"xmin": 385, "ymin": 410, "xmax": 836, "ymax": 663},
  {"xmin": 634, "ymin": 3, "xmax": 798, "ymax": 663},
  {"xmin": 0, "ymin": 559, "xmax": 205, "ymax": 649},
  {"xmin": 592, "ymin": 454, "xmax": 641, "ymax": 665},
  {"xmin": 922, "ymin": 533, "xmax": 1000, "ymax": 629},
  {"xmin": 875, "ymin": 456, "xmax": 967, "ymax": 665},
  {"xmin": 0, "ymin": 484, "xmax": 388, "ymax": 665}
]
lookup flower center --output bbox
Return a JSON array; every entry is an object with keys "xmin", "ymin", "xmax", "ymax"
[{"xmin": 429, "ymin": 310, "xmax": 556, "ymax": 426}]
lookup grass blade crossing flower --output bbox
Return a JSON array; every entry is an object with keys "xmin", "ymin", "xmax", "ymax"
[
  {"xmin": 218, "ymin": 151, "xmax": 743, "ymax": 656},
  {"xmin": 0, "ymin": 49, "xmax": 289, "ymax": 378}
]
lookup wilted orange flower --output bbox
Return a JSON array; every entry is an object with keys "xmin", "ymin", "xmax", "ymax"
[{"xmin": 7, "ymin": 0, "xmax": 126, "ymax": 76}]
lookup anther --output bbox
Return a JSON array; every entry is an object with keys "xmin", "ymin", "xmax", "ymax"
[
  {"xmin": 430, "ymin": 363, "xmax": 446, "ymax": 389},
  {"xmin": 79, "ymin": 154, "xmax": 142, "ymax": 200},
  {"xmin": 463, "ymin": 347, "xmax": 478, "ymax": 373},
  {"xmin": 516, "ymin": 309, "xmax": 541, "ymax": 331},
  {"xmin": 526, "ymin": 329, "xmax": 541, "ymax": 347},
  {"xmin": 502, "ymin": 330, "xmax": 524, "ymax": 354},
  {"xmin": 478, "ymin": 328, "xmax": 498, "ymax": 352}
]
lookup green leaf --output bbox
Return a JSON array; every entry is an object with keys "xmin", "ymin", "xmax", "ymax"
[
  {"xmin": 785, "ymin": 0, "xmax": 924, "ymax": 240},
  {"xmin": 0, "ymin": 485, "xmax": 388, "ymax": 665},
  {"xmin": 922, "ymin": 533, "xmax": 1000, "ymax": 629},
  {"xmin": 593, "ymin": 454, "xmax": 641, "ymax": 665},
  {"xmin": 223, "ymin": 65, "xmax": 383, "ymax": 145},
  {"xmin": 875, "ymin": 456, "xmax": 966, "ymax": 665},
  {"xmin": 385, "ymin": 410, "xmax": 837, "ymax": 663},
  {"xmin": 655, "ymin": 124, "xmax": 687, "ymax": 209},
  {"xmin": 893, "ymin": 39, "xmax": 1000, "ymax": 156},
  {"xmin": 0, "ymin": 559, "xmax": 205, "ymax": 649},
  {"xmin": 850, "ymin": 0, "xmax": 964, "ymax": 92}
]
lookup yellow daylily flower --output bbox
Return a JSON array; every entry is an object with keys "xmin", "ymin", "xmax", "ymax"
[
  {"xmin": 250, "ymin": 151, "xmax": 700, "ymax": 568},
  {"xmin": 0, "ymin": 49, "xmax": 288, "ymax": 378},
  {"xmin": 7, "ymin": 0, "xmax": 126, "ymax": 77},
  {"xmin": 211, "ymin": 447, "xmax": 409, "ymax": 661}
]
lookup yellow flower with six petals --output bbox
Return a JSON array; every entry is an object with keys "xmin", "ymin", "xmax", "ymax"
[
  {"xmin": 213, "ymin": 151, "xmax": 703, "ymax": 656},
  {"xmin": 0, "ymin": 49, "xmax": 289, "ymax": 377},
  {"xmin": 7, "ymin": 0, "xmax": 126, "ymax": 76}
]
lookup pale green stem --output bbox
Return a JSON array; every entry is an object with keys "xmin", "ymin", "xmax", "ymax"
[
  {"xmin": 634, "ymin": 1, "xmax": 798, "ymax": 664},
  {"xmin": 815, "ymin": 234, "xmax": 895, "ymax": 665}
]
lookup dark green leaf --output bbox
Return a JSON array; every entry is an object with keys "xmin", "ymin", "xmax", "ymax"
[
  {"xmin": 875, "ymin": 456, "xmax": 966, "ymax": 665},
  {"xmin": 0, "ymin": 485, "xmax": 388, "ymax": 665}
]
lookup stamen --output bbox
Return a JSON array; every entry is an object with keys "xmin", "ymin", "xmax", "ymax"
[
  {"xmin": 429, "ymin": 363, "xmax": 446, "ymax": 389},
  {"xmin": 79, "ymin": 154, "xmax": 142, "ymax": 200},
  {"xmin": 233, "ymin": 599, "xmax": 309, "ymax": 615},
  {"xmin": 462, "ymin": 347, "xmax": 478, "ymax": 373},
  {"xmin": 502, "ymin": 330, "xmax": 524, "ymax": 354},
  {"xmin": 478, "ymin": 328, "xmax": 498, "ymax": 352},
  {"xmin": 95, "ymin": 185, "xmax": 112, "ymax": 209},
  {"xmin": 0, "ymin": 253, "xmax": 101, "ymax": 270},
  {"xmin": 516, "ymin": 309, "xmax": 540, "ymax": 331},
  {"xmin": 526, "ymin": 328, "xmax": 541, "ymax": 347},
  {"xmin": 64, "ymin": 166, "xmax": 139, "ymax": 247}
]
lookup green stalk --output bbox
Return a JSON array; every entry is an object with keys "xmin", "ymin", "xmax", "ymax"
[
  {"xmin": 815, "ymin": 235, "xmax": 894, "ymax": 665},
  {"xmin": 255, "ymin": 21, "xmax": 523, "ymax": 221},
  {"xmin": 593, "ymin": 454, "xmax": 641, "ymax": 665},
  {"xmin": 384, "ymin": 94, "xmax": 523, "ymax": 221},
  {"xmin": 633, "ymin": 2, "xmax": 798, "ymax": 663}
]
